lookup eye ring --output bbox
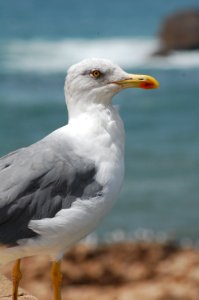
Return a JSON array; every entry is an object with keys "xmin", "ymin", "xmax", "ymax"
[{"xmin": 90, "ymin": 70, "xmax": 102, "ymax": 78}]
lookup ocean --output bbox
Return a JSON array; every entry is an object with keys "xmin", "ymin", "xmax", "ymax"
[{"xmin": 0, "ymin": 0, "xmax": 199, "ymax": 242}]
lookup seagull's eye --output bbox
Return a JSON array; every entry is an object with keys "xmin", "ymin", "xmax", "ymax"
[{"xmin": 90, "ymin": 70, "xmax": 102, "ymax": 79}]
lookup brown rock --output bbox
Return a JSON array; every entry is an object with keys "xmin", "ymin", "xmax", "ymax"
[
  {"xmin": 154, "ymin": 9, "xmax": 199, "ymax": 56},
  {"xmin": 2, "ymin": 242, "xmax": 199, "ymax": 300},
  {"xmin": 0, "ymin": 273, "xmax": 37, "ymax": 300}
]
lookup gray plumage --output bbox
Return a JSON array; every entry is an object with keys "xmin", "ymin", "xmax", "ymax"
[{"xmin": 0, "ymin": 136, "xmax": 102, "ymax": 245}]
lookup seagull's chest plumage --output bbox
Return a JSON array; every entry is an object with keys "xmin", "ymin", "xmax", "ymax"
[
  {"xmin": 68, "ymin": 105, "xmax": 125, "ymax": 203},
  {"xmin": 39, "ymin": 105, "xmax": 125, "ymax": 255}
]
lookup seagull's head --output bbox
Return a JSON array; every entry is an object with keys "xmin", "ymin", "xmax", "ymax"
[{"xmin": 65, "ymin": 58, "xmax": 159, "ymax": 116}]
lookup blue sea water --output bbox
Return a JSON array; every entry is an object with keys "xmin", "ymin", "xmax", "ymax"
[{"xmin": 0, "ymin": 0, "xmax": 199, "ymax": 242}]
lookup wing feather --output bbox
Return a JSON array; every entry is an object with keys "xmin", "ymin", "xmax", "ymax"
[{"xmin": 0, "ymin": 139, "xmax": 102, "ymax": 245}]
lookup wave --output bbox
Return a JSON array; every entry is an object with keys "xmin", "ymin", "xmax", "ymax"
[{"xmin": 1, "ymin": 37, "xmax": 199, "ymax": 73}]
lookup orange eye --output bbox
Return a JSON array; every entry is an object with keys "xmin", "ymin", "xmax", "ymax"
[{"xmin": 90, "ymin": 70, "xmax": 102, "ymax": 78}]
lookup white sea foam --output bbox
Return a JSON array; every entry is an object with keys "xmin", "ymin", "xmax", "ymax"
[{"xmin": 1, "ymin": 38, "xmax": 199, "ymax": 73}]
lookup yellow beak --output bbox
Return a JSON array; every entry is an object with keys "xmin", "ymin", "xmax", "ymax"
[{"xmin": 114, "ymin": 74, "xmax": 160, "ymax": 90}]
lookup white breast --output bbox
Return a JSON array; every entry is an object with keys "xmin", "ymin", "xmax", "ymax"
[
  {"xmin": 60, "ymin": 104, "xmax": 125, "ymax": 229},
  {"xmin": 68, "ymin": 104, "xmax": 125, "ymax": 199}
]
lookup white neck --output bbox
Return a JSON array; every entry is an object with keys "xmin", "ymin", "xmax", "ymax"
[
  {"xmin": 65, "ymin": 102, "xmax": 125, "ymax": 200},
  {"xmin": 65, "ymin": 79, "xmax": 120, "ymax": 120},
  {"xmin": 66, "ymin": 102, "xmax": 125, "ymax": 168},
  {"xmin": 70, "ymin": 102, "xmax": 124, "ymax": 141}
]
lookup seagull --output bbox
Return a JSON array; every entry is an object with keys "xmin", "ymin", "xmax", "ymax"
[{"xmin": 0, "ymin": 58, "xmax": 159, "ymax": 300}]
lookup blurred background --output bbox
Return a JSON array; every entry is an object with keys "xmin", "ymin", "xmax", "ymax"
[{"xmin": 0, "ymin": 0, "xmax": 199, "ymax": 244}]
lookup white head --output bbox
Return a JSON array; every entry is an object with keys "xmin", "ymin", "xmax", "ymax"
[{"xmin": 65, "ymin": 58, "xmax": 159, "ymax": 118}]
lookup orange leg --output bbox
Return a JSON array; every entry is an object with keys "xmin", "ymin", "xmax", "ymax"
[
  {"xmin": 12, "ymin": 259, "xmax": 22, "ymax": 300},
  {"xmin": 51, "ymin": 261, "xmax": 62, "ymax": 300}
]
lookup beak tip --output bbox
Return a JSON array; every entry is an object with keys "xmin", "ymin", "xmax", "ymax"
[{"xmin": 139, "ymin": 77, "xmax": 160, "ymax": 90}]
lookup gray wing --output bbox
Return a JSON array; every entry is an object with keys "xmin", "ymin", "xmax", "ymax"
[{"xmin": 0, "ymin": 140, "xmax": 102, "ymax": 245}]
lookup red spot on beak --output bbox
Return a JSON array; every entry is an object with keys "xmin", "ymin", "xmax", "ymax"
[{"xmin": 140, "ymin": 82, "xmax": 155, "ymax": 89}]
